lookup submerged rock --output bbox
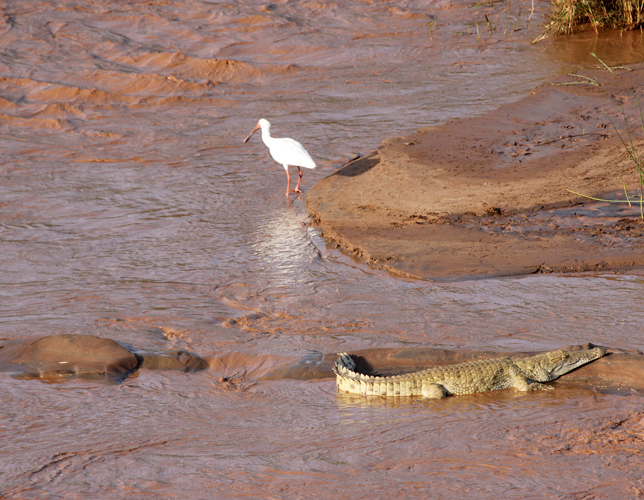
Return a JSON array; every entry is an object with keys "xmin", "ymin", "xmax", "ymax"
[
  {"xmin": 140, "ymin": 350, "xmax": 209, "ymax": 372},
  {"xmin": 0, "ymin": 334, "xmax": 209, "ymax": 384},
  {"xmin": 0, "ymin": 334, "xmax": 141, "ymax": 384}
]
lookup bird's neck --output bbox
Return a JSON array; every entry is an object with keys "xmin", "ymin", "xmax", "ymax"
[{"xmin": 260, "ymin": 126, "xmax": 273, "ymax": 146}]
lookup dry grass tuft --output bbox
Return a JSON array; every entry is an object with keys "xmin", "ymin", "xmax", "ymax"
[{"xmin": 546, "ymin": 0, "xmax": 644, "ymax": 34}]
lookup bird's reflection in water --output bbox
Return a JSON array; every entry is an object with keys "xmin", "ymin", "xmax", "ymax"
[{"xmin": 252, "ymin": 208, "xmax": 319, "ymax": 290}]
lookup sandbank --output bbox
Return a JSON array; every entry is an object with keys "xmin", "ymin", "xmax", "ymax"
[{"xmin": 308, "ymin": 64, "xmax": 644, "ymax": 279}]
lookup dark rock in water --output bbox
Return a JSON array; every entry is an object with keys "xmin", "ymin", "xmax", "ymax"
[{"xmin": 0, "ymin": 334, "xmax": 141, "ymax": 384}]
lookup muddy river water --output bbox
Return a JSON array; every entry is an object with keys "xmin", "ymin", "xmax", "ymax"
[{"xmin": 2, "ymin": 1, "xmax": 644, "ymax": 498}]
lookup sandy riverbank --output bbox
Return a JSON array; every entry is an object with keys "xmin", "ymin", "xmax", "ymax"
[{"xmin": 308, "ymin": 64, "xmax": 644, "ymax": 280}]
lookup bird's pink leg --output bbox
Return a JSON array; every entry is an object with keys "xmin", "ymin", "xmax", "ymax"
[
  {"xmin": 284, "ymin": 166, "xmax": 291, "ymax": 196},
  {"xmin": 294, "ymin": 167, "xmax": 303, "ymax": 193}
]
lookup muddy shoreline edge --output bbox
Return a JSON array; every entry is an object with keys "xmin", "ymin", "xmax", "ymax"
[{"xmin": 308, "ymin": 64, "xmax": 644, "ymax": 280}]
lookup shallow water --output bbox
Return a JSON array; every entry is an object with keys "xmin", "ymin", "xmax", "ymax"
[{"xmin": 2, "ymin": 1, "xmax": 644, "ymax": 498}]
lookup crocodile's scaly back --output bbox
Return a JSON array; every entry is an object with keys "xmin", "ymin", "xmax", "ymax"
[{"xmin": 334, "ymin": 347, "xmax": 607, "ymax": 399}]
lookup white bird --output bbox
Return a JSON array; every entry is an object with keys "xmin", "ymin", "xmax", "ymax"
[{"xmin": 243, "ymin": 118, "xmax": 316, "ymax": 196}]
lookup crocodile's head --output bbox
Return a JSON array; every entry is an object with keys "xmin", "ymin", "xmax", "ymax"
[{"xmin": 540, "ymin": 347, "xmax": 607, "ymax": 377}]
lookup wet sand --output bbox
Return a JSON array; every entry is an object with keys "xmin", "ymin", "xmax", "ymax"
[{"xmin": 308, "ymin": 64, "xmax": 644, "ymax": 280}]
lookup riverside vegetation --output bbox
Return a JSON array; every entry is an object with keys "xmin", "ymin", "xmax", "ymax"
[{"xmin": 547, "ymin": 0, "xmax": 644, "ymax": 34}]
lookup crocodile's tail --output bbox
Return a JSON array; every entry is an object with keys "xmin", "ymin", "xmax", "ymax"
[
  {"xmin": 334, "ymin": 353, "xmax": 420, "ymax": 397},
  {"xmin": 334, "ymin": 353, "xmax": 370, "ymax": 395},
  {"xmin": 333, "ymin": 352, "xmax": 356, "ymax": 375},
  {"xmin": 334, "ymin": 352, "xmax": 380, "ymax": 395}
]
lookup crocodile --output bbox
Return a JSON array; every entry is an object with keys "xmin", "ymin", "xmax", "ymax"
[{"xmin": 334, "ymin": 347, "xmax": 607, "ymax": 398}]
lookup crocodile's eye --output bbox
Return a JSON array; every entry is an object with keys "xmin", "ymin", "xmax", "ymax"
[{"xmin": 548, "ymin": 352, "xmax": 567, "ymax": 362}]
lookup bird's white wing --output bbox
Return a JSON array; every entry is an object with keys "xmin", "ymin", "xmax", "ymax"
[{"xmin": 269, "ymin": 138, "xmax": 316, "ymax": 169}]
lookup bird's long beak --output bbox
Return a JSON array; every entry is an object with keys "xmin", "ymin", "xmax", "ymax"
[{"xmin": 243, "ymin": 124, "xmax": 260, "ymax": 143}]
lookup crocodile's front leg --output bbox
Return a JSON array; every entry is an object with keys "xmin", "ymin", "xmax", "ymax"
[
  {"xmin": 517, "ymin": 380, "xmax": 555, "ymax": 392},
  {"xmin": 511, "ymin": 368, "xmax": 555, "ymax": 392}
]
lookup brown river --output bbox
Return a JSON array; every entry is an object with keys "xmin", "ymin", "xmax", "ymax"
[{"xmin": 2, "ymin": 1, "xmax": 644, "ymax": 498}]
